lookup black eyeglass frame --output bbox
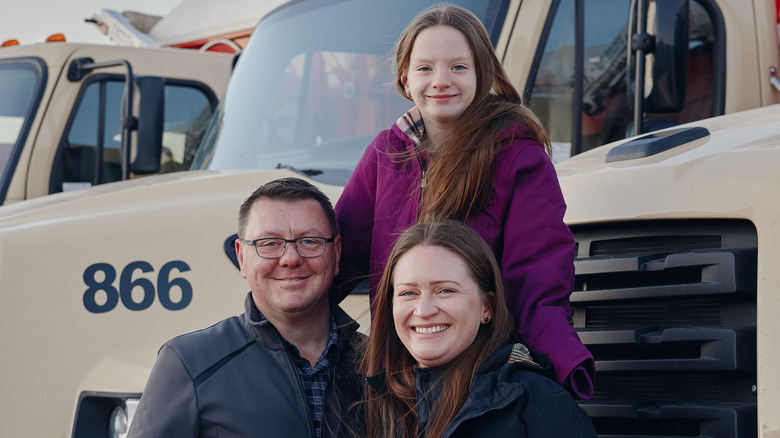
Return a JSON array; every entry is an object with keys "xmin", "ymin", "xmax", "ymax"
[{"xmin": 238, "ymin": 236, "xmax": 336, "ymax": 259}]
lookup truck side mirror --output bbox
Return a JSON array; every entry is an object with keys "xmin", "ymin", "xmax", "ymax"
[
  {"xmin": 131, "ymin": 76, "xmax": 165, "ymax": 175},
  {"xmin": 628, "ymin": 0, "xmax": 689, "ymax": 113}
]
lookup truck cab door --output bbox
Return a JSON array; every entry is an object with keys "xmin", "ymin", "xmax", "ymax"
[
  {"xmin": 48, "ymin": 74, "xmax": 217, "ymax": 194},
  {"xmin": 0, "ymin": 57, "xmax": 46, "ymax": 204}
]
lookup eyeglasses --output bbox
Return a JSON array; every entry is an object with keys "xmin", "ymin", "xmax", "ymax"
[{"xmin": 239, "ymin": 236, "xmax": 335, "ymax": 259}]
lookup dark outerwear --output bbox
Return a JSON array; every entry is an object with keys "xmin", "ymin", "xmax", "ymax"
[
  {"xmin": 369, "ymin": 343, "xmax": 596, "ymax": 438},
  {"xmin": 128, "ymin": 292, "xmax": 365, "ymax": 438}
]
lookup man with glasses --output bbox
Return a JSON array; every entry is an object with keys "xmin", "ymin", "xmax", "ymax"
[{"xmin": 129, "ymin": 177, "xmax": 363, "ymax": 438}]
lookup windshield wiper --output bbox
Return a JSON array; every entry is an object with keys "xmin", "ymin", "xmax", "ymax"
[{"xmin": 275, "ymin": 162, "xmax": 323, "ymax": 177}]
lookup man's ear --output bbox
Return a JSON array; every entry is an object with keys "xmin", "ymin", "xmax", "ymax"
[
  {"xmin": 235, "ymin": 239, "xmax": 247, "ymax": 278},
  {"xmin": 333, "ymin": 235, "xmax": 342, "ymax": 276}
]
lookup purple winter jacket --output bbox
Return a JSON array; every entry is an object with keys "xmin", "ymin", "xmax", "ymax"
[{"xmin": 334, "ymin": 119, "xmax": 595, "ymax": 399}]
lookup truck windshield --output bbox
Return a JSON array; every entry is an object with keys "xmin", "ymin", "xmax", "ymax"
[
  {"xmin": 192, "ymin": 0, "xmax": 509, "ymax": 185},
  {"xmin": 0, "ymin": 59, "xmax": 44, "ymax": 191}
]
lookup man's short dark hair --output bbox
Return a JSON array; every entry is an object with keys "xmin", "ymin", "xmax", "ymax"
[{"xmin": 238, "ymin": 177, "xmax": 338, "ymax": 238}]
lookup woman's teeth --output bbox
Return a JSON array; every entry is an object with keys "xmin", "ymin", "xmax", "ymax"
[{"xmin": 415, "ymin": 325, "xmax": 449, "ymax": 334}]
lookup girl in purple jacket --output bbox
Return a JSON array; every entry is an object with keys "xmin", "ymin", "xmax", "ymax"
[{"xmin": 335, "ymin": 4, "xmax": 595, "ymax": 399}]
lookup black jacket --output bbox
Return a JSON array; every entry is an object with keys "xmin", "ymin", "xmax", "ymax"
[
  {"xmin": 413, "ymin": 343, "xmax": 597, "ymax": 438},
  {"xmin": 128, "ymin": 293, "xmax": 364, "ymax": 438}
]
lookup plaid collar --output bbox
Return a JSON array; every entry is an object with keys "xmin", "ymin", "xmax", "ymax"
[
  {"xmin": 253, "ymin": 309, "xmax": 340, "ymax": 366},
  {"xmin": 396, "ymin": 106, "xmax": 425, "ymax": 148},
  {"xmin": 288, "ymin": 314, "xmax": 340, "ymax": 371},
  {"xmin": 256, "ymin": 309, "xmax": 339, "ymax": 438}
]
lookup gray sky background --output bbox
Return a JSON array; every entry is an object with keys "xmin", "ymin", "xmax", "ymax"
[{"xmin": 1, "ymin": 0, "xmax": 181, "ymax": 45}]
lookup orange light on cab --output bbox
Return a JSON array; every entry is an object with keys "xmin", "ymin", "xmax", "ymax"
[
  {"xmin": 1, "ymin": 39, "xmax": 20, "ymax": 47},
  {"xmin": 45, "ymin": 34, "xmax": 66, "ymax": 43}
]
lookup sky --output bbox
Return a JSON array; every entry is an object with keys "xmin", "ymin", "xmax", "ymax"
[{"xmin": 1, "ymin": 0, "xmax": 183, "ymax": 45}]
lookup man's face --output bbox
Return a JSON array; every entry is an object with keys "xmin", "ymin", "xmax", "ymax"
[{"xmin": 236, "ymin": 198, "xmax": 340, "ymax": 321}]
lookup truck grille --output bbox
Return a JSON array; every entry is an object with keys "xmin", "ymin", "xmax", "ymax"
[{"xmin": 571, "ymin": 219, "xmax": 757, "ymax": 438}]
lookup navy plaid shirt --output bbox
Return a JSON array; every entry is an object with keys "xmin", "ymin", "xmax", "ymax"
[{"xmin": 284, "ymin": 315, "xmax": 339, "ymax": 438}]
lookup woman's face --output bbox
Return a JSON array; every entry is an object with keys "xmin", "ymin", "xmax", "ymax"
[
  {"xmin": 402, "ymin": 25, "xmax": 477, "ymax": 138},
  {"xmin": 392, "ymin": 245, "xmax": 491, "ymax": 368}
]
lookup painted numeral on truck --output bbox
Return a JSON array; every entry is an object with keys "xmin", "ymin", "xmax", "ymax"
[
  {"xmin": 83, "ymin": 261, "xmax": 192, "ymax": 313},
  {"xmin": 157, "ymin": 261, "xmax": 193, "ymax": 310}
]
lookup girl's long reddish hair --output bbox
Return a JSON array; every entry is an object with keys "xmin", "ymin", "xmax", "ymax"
[
  {"xmin": 359, "ymin": 220, "xmax": 514, "ymax": 437},
  {"xmin": 394, "ymin": 4, "xmax": 551, "ymax": 221}
]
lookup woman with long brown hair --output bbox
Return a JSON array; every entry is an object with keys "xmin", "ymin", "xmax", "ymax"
[
  {"xmin": 360, "ymin": 220, "xmax": 596, "ymax": 437},
  {"xmin": 335, "ymin": 3, "xmax": 594, "ymax": 398}
]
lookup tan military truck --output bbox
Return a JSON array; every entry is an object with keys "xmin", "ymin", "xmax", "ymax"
[
  {"xmin": 0, "ymin": 41, "xmax": 232, "ymax": 205},
  {"xmin": 0, "ymin": 0, "xmax": 778, "ymax": 436}
]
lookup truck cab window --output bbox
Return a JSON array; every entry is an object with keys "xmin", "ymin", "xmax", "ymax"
[
  {"xmin": 0, "ymin": 61, "xmax": 43, "ymax": 193},
  {"xmin": 51, "ymin": 79, "xmax": 214, "ymax": 193},
  {"xmin": 161, "ymin": 85, "xmax": 212, "ymax": 173},
  {"xmin": 194, "ymin": 0, "xmax": 510, "ymax": 186},
  {"xmin": 527, "ymin": 0, "xmax": 716, "ymax": 160}
]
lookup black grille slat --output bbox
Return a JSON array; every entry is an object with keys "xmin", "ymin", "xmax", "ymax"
[
  {"xmin": 591, "ymin": 235, "xmax": 722, "ymax": 257},
  {"xmin": 592, "ymin": 374, "xmax": 721, "ymax": 403},
  {"xmin": 576, "ymin": 267, "xmax": 702, "ymax": 292},
  {"xmin": 571, "ymin": 249, "xmax": 756, "ymax": 302},
  {"xmin": 588, "ymin": 417, "xmax": 702, "ymax": 437},
  {"xmin": 586, "ymin": 298, "xmax": 721, "ymax": 328}
]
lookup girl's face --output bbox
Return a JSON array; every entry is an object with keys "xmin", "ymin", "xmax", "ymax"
[
  {"xmin": 402, "ymin": 25, "xmax": 477, "ymax": 139},
  {"xmin": 392, "ymin": 245, "xmax": 491, "ymax": 368}
]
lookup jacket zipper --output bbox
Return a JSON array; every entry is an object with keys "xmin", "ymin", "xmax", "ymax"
[{"xmin": 414, "ymin": 146, "xmax": 427, "ymax": 188}]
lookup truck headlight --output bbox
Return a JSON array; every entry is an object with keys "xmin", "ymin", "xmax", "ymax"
[
  {"xmin": 108, "ymin": 399, "xmax": 139, "ymax": 438},
  {"xmin": 73, "ymin": 393, "xmax": 142, "ymax": 438}
]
